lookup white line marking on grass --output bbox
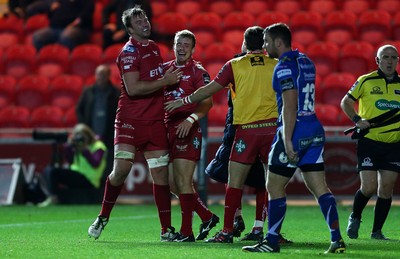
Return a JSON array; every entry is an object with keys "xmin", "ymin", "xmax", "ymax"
[{"xmin": 0, "ymin": 215, "xmax": 157, "ymax": 228}]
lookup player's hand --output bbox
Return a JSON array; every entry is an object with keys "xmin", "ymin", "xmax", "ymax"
[
  {"xmin": 176, "ymin": 120, "xmax": 192, "ymax": 138},
  {"xmin": 284, "ymin": 141, "xmax": 298, "ymax": 165},
  {"xmin": 164, "ymin": 99, "xmax": 184, "ymax": 112},
  {"xmin": 163, "ymin": 66, "xmax": 183, "ymax": 85}
]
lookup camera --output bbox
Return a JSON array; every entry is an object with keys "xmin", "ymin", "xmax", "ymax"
[
  {"xmin": 32, "ymin": 130, "xmax": 69, "ymax": 143},
  {"xmin": 72, "ymin": 133, "xmax": 85, "ymax": 146}
]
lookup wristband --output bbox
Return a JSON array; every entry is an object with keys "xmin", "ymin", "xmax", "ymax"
[
  {"xmin": 185, "ymin": 113, "xmax": 199, "ymax": 124},
  {"xmin": 182, "ymin": 96, "xmax": 192, "ymax": 105},
  {"xmin": 352, "ymin": 115, "xmax": 361, "ymax": 124}
]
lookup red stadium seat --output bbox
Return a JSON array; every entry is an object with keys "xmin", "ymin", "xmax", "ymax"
[
  {"xmin": 154, "ymin": 12, "xmax": 189, "ymax": 36},
  {"xmin": 0, "ymin": 106, "xmax": 31, "ymax": 128},
  {"xmin": 151, "ymin": 0, "xmax": 170, "ymax": 19},
  {"xmin": 358, "ymin": 10, "xmax": 392, "ymax": 47},
  {"xmin": 376, "ymin": 0, "xmax": 400, "ymax": 16},
  {"xmin": 0, "ymin": 15, "xmax": 24, "ymax": 42},
  {"xmin": 0, "ymin": 33, "xmax": 19, "ymax": 50},
  {"xmin": 15, "ymin": 75, "xmax": 50, "ymax": 110},
  {"xmin": 30, "ymin": 105, "xmax": 65, "ymax": 128},
  {"xmin": 273, "ymin": 0, "xmax": 302, "ymax": 16},
  {"xmin": 209, "ymin": 0, "xmax": 237, "ymax": 17},
  {"xmin": 64, "ymin": 106, "xmax": 78, "ymax": 128},
  {"xmin": 342, "ymin": 0, "xmax": 370, "ymax": 16},
  {"xmin": 323, "ymin": 11, "xmax": 357, "ymax": 47},
  {"xmin": 338, "ymin": 41, "xmax": 375, "ymax": 77},
  {"xmin": 315, "ymin": 104, "xmax": 340, "ymax": 126},
  {"xmin": 0, "ymin": 75, "xmax": 17, "ymax": 109},
  {"xmin": 393, "ymin": 13, "xmax": 400, "ymax": 41},
  {"xmin": 205, "ymin": 62, "xmax": 224, "ymax": 79},
  {"xmin": 308, "ymin": 0, "xmax": 337, "ymax": 15},
  {"xmin": 175, "ymin": 0, "xmax": 203, "ymax": 18},
  {"xmin": 208, "ymin": 104, "xmax": 229, "ymax": 127},
  {"xmin": 37, "ymin": 44, "xmax": 70, "ymax": 79},
  {"xmin": 102, "ymin": 43, "xmax": 124, "ymax": 84},
  {"xmin": 307, "ymin": 41, "xmax": 339, "ymax": 79},
  {"xmin": 292, "ymin": 41, "xmax": 306, "ymax": 53},
  {"xmin": 49, "ymin": 75, "xmax": 83, "ymax": 111},
  {"xmin": 221, "ymin": 12, "xmax": 255, "ymax": 49},
  {"xmin": 290, "ymin": 11, "xmax": 323, "ymax": 47},
  {"xmin": 241, "ymin": 0, "xmax": 269, "ymax": 17},
  {"xmin": 3, "ymin": 44, "xmax": 37, "ymax": 79},
  {"xmin": 257, "ymin": 11, "xmax": 290, "ymax": 28},
  {"xmin": 157, "ymin": 42, "xmax": 173, "ymax": 61},
  {"xmin": 203, "ymin": 42, "xmax": 236, "ymax": 67},
  {"xmin": 321, "ymin": 72, "xmax": 355, "ymax": 107},
  {"xmin": 70, "ymin": 44, "xmax": 102, "ymax": 80},
  {"xmin": 24, "ymin": 14, "xmax": 49, "ymax": 44},
  {"xmin": 189, "ymin": 12, "xmax": 222, "ymax": 47}
]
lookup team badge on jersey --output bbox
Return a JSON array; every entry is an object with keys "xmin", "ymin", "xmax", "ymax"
[
  {"xmin": 202, "ymin": 73, "xmax": 210, "ymax": 84},
  {"xmin": 235, "ymin": 139, "xmax": 246, "ymax": 153},
  {"xmin": 123, "ymin": 45, "xmax": 136, "ymax": 53},
  {"xmin": 192, "ymin": 137, "xmax": 200, "ymax": 149},
  {"xmin": 250, "ymin": 56, "xmax": 264, "ymax": 66}
]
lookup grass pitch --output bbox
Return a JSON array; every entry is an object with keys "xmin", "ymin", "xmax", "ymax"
[{"xmin": 1, "ymin": 201, "xmax": 400, "ymax": 258}]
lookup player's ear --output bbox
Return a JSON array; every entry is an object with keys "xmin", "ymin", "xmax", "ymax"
[{"xmin": 376, "ymin": 57, "xmax": 380, "ymax": 65}]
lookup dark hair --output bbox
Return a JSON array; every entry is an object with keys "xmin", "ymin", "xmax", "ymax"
[
  {"xmin": 263, "ymin": 23, "xmax": 292, "ymax": 48},
  {"xmin": 244, "ymin": 26, "xmax": 264, "ymax": 51},
  {"xmin": 121, "ymin": 5, "xmax": 147, "ymax": 32},
  {"xmin": 174, "ymin": 30, "xmax": 196, "ymax": 49}
]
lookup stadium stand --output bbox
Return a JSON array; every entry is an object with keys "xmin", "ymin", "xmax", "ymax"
[
  {"xmin": 307, "ymin": 41, "xmax": 339, "ymax": 80},
  {"xmin": 338, "ymin": 41, "xmax": 375, "ymax": 77},
  {"xmin": 256, "ymin": 11, "xmax": 290, "ymax": 28},
  {"xmin": 308, "ymin": 0, "xmax": 337, "ymax": 15},
  {"xmin": 341, "ymin": 0, "xmax": 371, "ymax": 16},
  {"xmin": 69, "ymin": 44, "xmax": 102, "ymax": 80},
  {"xmin": 3, "ymin": 44, "xmax": 37, "ymax": 79},
  {"xmin": 290, "ymin": 11, "xmax": 323, "ymax": 47},
  {"xmin": 36, "ymin": 44, "xmax": 70, "ymax": 79},
  {"xmin": 15, "ymin": 75, "xmax": 49, "ymax": 110},
  {"xmin": 0, "ymin": 75, "xmax": 17, "ymax": 110},
  {"xmin": 241, "ymin": 0, "xmax": 269, "ymax": 17},
  {"xmin": 0, "ymin": 106, "xmax": 31, "ymax": 128},
  {"xmin": 358, "ymin": 10, "xmax": 392, "ymax": 48},
  {"xmin": 323, "ymin": 10, "xmax": 357, "ymax": 47},
  {"xmin": 49, "ymin": 75, "xmax": 83, "ymax": 111},
  {"xmin": 30, "ymin": 105, "xmax": 65, "ymax": 128},
  {"xmin": 24, "ymin": 14, "xmax": 49, "ymax": 45},
  {"xmin": 189, "ymin": 12, "xmax": 222, "ymax": 47}
]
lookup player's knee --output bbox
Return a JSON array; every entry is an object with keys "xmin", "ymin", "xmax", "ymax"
[{"xmin": 147, "ymin": 154, "xmax": 169, "ymax": 169}]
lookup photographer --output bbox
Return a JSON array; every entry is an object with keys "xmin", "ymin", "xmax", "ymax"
[{"xmin": 38, "ymin": 123, "xmax": 107, "ymax": 206}]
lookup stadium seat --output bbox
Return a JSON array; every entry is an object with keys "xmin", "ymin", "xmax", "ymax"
[
  {"xmin": 0, "ymin": 75, "xmax": 17, "ymax": 110},
  {"xmin": 192, "ymin": 44, "xmax": 204, "ymax": 62},
  {"xmin": 154, "ymin": 12, "xmax": 189, "ymax": 36},
  {"xmin": 308, "ymin": 0, "xmax": 337, "ymax": 15},
  {"xmin": 307, "ymin": 41, "xmax": 339, "ymax": 79},
  {"xmin": 0, "ymin": 33, "xmax": 19, "ymax": 50},
  {"xmin": 208, "ymin": 104, "xmax": 229, "ymax": 127},
  {"xmin": 321, "ymin": 72, "xmax": 355, "ymax": 107},
  {"xmin": 376, "ymin": 0, "xmax": 400, "ymax": 16},
  {"xmin": 0, "ymin": 106, "xmax": 31, "ymax": 128},
  {"xmin": 241, "ymin": 0, "xmax": 269, "ymax": 17},
  {"xmin": 256, "ymin": 11, "xmax": 290, "ymax": 28},
  {"xmin": 338, "ymin": 41, "xmax": 375, "ymax": 77},
  {"xmin": 393, "ymin": 13, "xmax": 400, "ymax": 41},
  {"xmin": 189, "ymin": 12, "xmax": 222, "ymax": 47},
  {"xmin": 205, "ymin": 61, "xmax": 224, "ymax": 79},
  {"xmin": 315, "ymin": 104, "xmax": 340, "ymax": 126},
  {"xmin": 37, "ymin": 44, "xmax": 70, "ymax": 79},
  {"xmin": 92, "ymin": 1, "xmax": 104, "ymax": 32},
  {"xmin": 290, "ymin": 11, "xmax": 323, "ymax": 47},
  {"xmin": 273, "ymin": 0, "xmax": 302, "ymax": 16},
  {"xmin": 175, "ymin": 0, "xmax": 203, "ymax": 18},
  {"xmin": 30, "ymin": 105, "xmax": 65, "ymax": 128},
  {"xmin": 323, "ymin": 10, "xmax": 357, "ymax": 47},
  {"xmin": 292, "ymin": 41, "xmax": 306, "ymax": 53},
  {"xmin": 70, "ymin": 44, "xmax": 102, "ymax": 80},
  {"xmin": 203, "ymin": 42, "xmax": 236, "ymax": 67},
  {"xmin": 3, "ymin": 44, "xmax": 37, "ymax": 79},
  {"xmin": 102, "ymin": 43, "xmax": 124, "ymax": 84},
  {"xmin": 209, "ymin": 0, "xmax": 237, "ymax": 17},
  {"xmin": 24, "ymin": 14, "xmax": 49, "ymax": 44},
  {"xmin": 49, "ymin": 75, "xmax": 83, "ymax": 111},
  {"xmin": 221, "ymin": 12, "xmax": 255, "ymax": 49},
  {"xmin": 15, "ymin": 75, "xmax": 50, "ymax": 110},
  {"xmin": 0, "ymin": 15, "xmax": 24, "ymax": 42},
  {"xmin": 342, "ymin": 0, "xmax": 371, "ymax": 16},
  {"xmin": 64, "ymin": 106, "xmax": 78, "ymax": 128},
  {"xmin": 151, "ymin": 0, "xmax": 170, "ymax": 19},
  {"xmin": 358, "ymin": 10, "xmax": 392, "ymax": 48}
]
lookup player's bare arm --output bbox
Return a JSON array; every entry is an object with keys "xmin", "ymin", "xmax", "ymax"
[
  {"xmin": 282, "ymin": 89, "xmax": 298, "ymax": 163},
  {"xmin": 176, "ymin": 97, "xmax": 213, "ymax": 138},
  {"xmin": 165, "ymin": 81, "xmax": 222, "ymax": 112},
  {"xmin": 123, "ymin": 66, "xmax": 182, "ymax": 96}
]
